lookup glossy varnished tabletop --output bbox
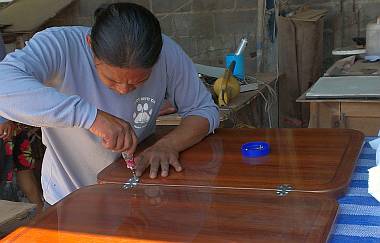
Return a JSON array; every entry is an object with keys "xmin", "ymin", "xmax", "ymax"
[
  {"xmin": 98, "ymin": 128, "xmax": 364, "ymax": 198},
  {"xmin": 2, "ymin": 184, "xmax": 338, "ymax": 243}
]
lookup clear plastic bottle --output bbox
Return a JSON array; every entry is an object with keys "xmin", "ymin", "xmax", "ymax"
[
  {"xmin": 366, "ymin": 17, "xmax": 380, "ymax": 60},
  {"xmin": 235, "ymin": 38, "xmax": 248, "ymax": 56}
]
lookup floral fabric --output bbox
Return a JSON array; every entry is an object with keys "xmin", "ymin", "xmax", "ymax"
[{"xmin": 0, "ymin": 126, "xmax": 35, "ymax": 182}]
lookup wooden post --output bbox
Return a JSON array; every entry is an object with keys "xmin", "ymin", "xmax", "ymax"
[
  {"xmin": 308, "ymin": 103, "xmax": 319, "ymax": 128},
  {"xmin": 257, "ymin": 0, "xmax": 265, "ymax": 72}
]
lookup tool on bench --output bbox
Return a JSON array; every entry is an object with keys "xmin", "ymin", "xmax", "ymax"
[{"xmin": 241, "ymin": 141, "xmax": 270, "ymax": 158}]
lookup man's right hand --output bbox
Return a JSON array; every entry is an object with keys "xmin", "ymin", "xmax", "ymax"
[{"xmin": 89, "ymin": 110, "xmax": 137, "ymax": 155}]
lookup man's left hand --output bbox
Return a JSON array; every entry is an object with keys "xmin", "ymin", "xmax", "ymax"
[
  {"xmin": 0, "ymin": 120, "xmax": 16, "ymax": 141},
  {"xmin": 135, "ymin": 142, "xmax": 182, "ymax": 179}
]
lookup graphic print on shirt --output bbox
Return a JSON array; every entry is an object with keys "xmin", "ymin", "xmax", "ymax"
[{"xmin": 133, "ymin": 97, "xmax": 155, "ymax": 129}]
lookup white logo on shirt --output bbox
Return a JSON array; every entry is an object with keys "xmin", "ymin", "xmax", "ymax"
[{"xmin": 133, "ymin": 97, "xmax": 155, "ymax": 129}]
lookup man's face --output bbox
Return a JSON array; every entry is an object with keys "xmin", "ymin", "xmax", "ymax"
[{"xmin": 94, "ymin": 58, "xmax": 152, "ymax": 95}]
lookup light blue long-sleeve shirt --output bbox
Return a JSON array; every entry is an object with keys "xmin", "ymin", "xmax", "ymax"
[{"xmin": 0, "ymin": 27, "xmax": 219, "ymax": 204}]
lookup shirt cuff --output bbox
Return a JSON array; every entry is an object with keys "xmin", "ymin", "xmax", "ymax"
[{"xmin": 81, "ymin": 105, "xmax": 98, "ymax": 130}]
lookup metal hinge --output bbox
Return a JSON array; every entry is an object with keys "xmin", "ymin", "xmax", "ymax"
[
  {"xmin": 276, "ymin": 184, "xmax": 293, "ymax": 196},
  {"xmin": 122, "ymin": 176, "xmax": 140, "ymax": 189}
]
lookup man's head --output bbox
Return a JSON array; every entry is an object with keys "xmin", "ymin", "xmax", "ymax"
[{"xmin": 87, "ymin": 3, "xmax": 163, "ymax": 94}]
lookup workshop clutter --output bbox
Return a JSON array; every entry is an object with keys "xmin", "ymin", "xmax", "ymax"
[
  {"xmin": 213, "ymin": 38, "xmax": 248, "ymax": 107},
  {"xmin": 213, "ymin": 61, "xmax": 240, "ymax": 107}
]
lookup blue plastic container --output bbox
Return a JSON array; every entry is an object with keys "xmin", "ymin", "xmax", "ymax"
[{"xmin": 225, "ymin": 53, "xmax": 245, "ymax": 80}]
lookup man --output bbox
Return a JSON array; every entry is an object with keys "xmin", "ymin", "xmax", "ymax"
[{"xmin": 0, "ymin": 3, "xmax": 219, "ymax": 205}]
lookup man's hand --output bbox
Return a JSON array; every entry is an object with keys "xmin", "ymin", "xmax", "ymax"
[
  {"xmin": 135, "ymin": 141, "xmax": 182, "ymax": 179},
  {"xmin": 89, "ymin": 110, "xmax": 137, "ymax": 154},
  {"xmin": 134, "ymin": 116, "xmax": 209, "ymax": 179},
  {"xmin": 0, "ymin": 120, "xmax": 16, "ymax": 141}
]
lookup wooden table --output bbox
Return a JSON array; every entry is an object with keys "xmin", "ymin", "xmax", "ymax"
[
  {"xmin": 98, "ymin": 128, "xmax": 364, "ymax": 198},
  {"xmin": 298, "ymin": 93, "xmax": 380, "ymax": 136},
  {"xmin": 2, "ymin": 184, "xmax": 338, "ymax": 243},
  {"xmin": 4, "ymin": 128, "xmax": 363, "ymax": 242}
]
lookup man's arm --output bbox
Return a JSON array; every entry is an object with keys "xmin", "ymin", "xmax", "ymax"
[
  {"xmin": 0, "ymin": 29, "xmax": 96, "ymax": 129},
  {"xmin": 158, "ymin": 115, "xmax": 209, "ymax": 152},
  {"xmin": 163, "ymin": 35, "xmax": 219, "ymax": 134},
  {"xmin": 0, "ymin": 29, "xmax": 137, "ymax": 154}
]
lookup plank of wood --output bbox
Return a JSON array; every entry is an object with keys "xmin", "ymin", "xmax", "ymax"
[
  {"xmin": 0, "ymin": 0, "xmax": 75, "ymax": 33},
  {"xmin": 345, "ymin": 117, "xmax": 380, "ymax": 136},
  {"xmin": 98, "ymin": 128, "xmax": 364, "ymax": 198},
  {"xmin": 0, "ymin": 200, "xmax": 35, "ymax": 230},
  {"xmin": 306, "ymin": 76, "xmax": 380, "ymax": 99},
  {"xmin": 308, "ymin": 103, "xmax": 319, "ymax": 127},
  {"xmin": 279, "ymin": 16, "xmax": 324, "ymax": 127},
  {"xmin": 155, "ymin": 113, "xmax": 181, "ymax": 126},
  {"xmin": 316, "ymin": 102, "xmax": 340, "ymax": 128},
  {"xmin": 341, "ymin": 102, "xmax": 380, "ymax": 117},
  {"xmin": 291, "ymin": 9, "xmax": 328, "ymax": 22}
]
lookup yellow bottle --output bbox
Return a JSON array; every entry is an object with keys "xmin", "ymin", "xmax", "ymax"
[{"xmin": 213, "ymin": 61, "xmax": 240, "ymax": 106}]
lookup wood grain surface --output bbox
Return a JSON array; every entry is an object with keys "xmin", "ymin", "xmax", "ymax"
[
  {"xmin": 2, "ymin": 184, "xmax": 338, "ymax": 243},
  {"xmin": 98, "ymin": 128, "xmax": 364, "ymax": 198}
]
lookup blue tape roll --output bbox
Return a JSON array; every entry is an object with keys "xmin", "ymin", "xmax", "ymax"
[{"xmin": 241, "ymin": 142, "xmax": 270, "ymax": 158}]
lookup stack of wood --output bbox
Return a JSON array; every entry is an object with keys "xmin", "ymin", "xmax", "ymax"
[{"xmin": 0, "ymin": 200, "xmax": 35, "ymax": 238}]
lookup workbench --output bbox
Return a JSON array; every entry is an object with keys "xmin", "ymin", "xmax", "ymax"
[
  {"xmin": 297, "ymin": 58, "xmax": 380, "ymax": 136},
  {"xmin": 156, "ymin": 73, "xmax": 279, "ymax": 128}
]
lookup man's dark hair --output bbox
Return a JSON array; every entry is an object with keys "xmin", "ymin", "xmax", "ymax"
[{"xmin": 90, "ymin": 3, "xmax": 163, "ymax": 68}]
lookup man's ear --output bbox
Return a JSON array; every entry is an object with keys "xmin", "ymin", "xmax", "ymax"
[{"xmin": 86, "ymin": 35, "xmax": 92, "ymax": 48}]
